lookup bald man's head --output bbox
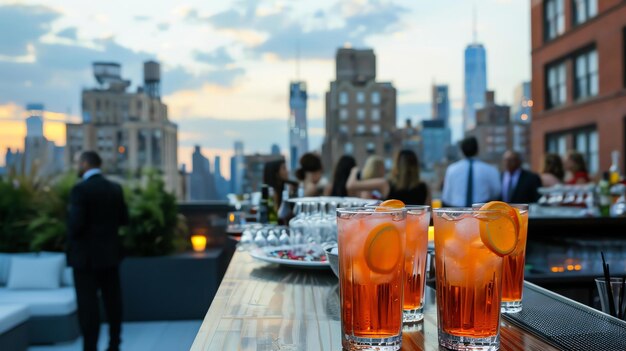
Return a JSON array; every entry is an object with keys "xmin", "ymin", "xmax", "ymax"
[{"xmin": 503, "ymin": 150, "xmax": 522, "ymax": 173}]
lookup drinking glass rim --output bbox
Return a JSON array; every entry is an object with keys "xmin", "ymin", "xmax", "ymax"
[
  {"xmin": 337, "ymin": 206, "xmax": 407, "ymax": 214},
  {"xmin": 433, "ymin": 207, "xmax": 504, "ymax": 214},
  {"xmin": 472, "ymin": 203, "xmax": 529, "ymax": 211}
]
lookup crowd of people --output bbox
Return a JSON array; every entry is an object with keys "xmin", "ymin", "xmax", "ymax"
[{"xmin": 262, "ymin": 136, "xmax": 593, "ymax": 210}]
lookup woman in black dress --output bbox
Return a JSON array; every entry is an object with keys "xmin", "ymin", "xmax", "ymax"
[{"xmin": 346, "ymin": 149, "xmax": 430, "ymax": 205}]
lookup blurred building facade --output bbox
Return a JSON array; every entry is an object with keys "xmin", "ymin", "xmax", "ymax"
[
  {"xmin": 323, "ymin": 48, "xmax": 397, "ymax": 171},
  {"xmin": 432, "ymin": 84, "xmax": 450, "ymax": 126},
  {"xmin": 65, "ymin": 61, "xmax": 179, "ymax": 195},
  {"xmin": 421, "ymin": 120, "xmax": 452, "ymax": 170},
  {"xmin": 213, "ymin": 156, "xmax": 228, "ymax": 200},
  {"xmin": 464, "ymin": 43, "xmax": 488, "ymax": 132},
  {"xmin": 8, "ymin": 103, "xmax": 65, "ymax": 178},
  {"xmin": 466, "ymin": 91, "xmax": 530, "ymax": 166},
  {"xmin": 530, "ymin": 0, "xmax": 626, "ymax": 176},
  {"xmin": 288, "ymin": 82, "xmax": 308, "ymax": 172},
  {"xmin": 511, "ymin": 81, "xmax": 532, "ymax": 124},
  {"xmin": 190, "ymin": 145, "xmax": 217, "ymax": 201},
  {"xmin": 229, "ymin": 141, "xmax": 244, "ymax": 195}
]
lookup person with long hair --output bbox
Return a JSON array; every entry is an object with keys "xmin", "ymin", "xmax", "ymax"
[
  {"xmin": 541, "ymin": 153, "xmax": 565, "ymax": 187},
  {"xmin": 263, "ymin": 159, "xmax": 290, "ymax": 209},
  {"xmin": 359, "ymin": 156, "xmax": 386, "ymax": 199},
  {"xmin": 324, "ymin": 155, "xmax": 357, "ymax": 197},
  {"xmin": 346, "ymin": 150, "xmax": 430, "ymax": 205},
  {"xmin": 564, "ymin": 151, "xmax": 591, "ymax": 184},
  {"xmin": 295, "ymin": 152, "xmax": 324, "ymax": 196}
]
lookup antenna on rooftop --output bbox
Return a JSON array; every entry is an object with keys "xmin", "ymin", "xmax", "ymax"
[
  {"xmin": 472, "ymin": 3, "xmax": 478, "ymax": 43},
  {"xmin": 295, "ymin": 38, "xmax": 301, "ymax": 80}
]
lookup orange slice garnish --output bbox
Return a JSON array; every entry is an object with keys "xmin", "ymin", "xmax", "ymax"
[
  {"xmin": 364, "ymin": 222, "xmax": 402, "ymax": 273},
  {"xmin": 478, "ymin": 201, "xmax": 519, "ymax": 256},
  {"xmin": 375, "ymin": 199, "xmax": 405, "ymax": 212}
]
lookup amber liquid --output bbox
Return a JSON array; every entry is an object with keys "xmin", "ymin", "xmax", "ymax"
[
  {"xmin": 403, "ymin": 212, "xmax": 429, "ymax": 311},
  {"xmin": 338, "ymin": 216, "xmax": 405, "ymax": 338},
  {"xmin": 501, "ymin": 211, "xmax": 528, "ymax": 302},
  {"xmin": 434, "ymin": 215, "xmax": 502, "ymax": 338}
]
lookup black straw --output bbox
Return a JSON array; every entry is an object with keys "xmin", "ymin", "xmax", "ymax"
[{"xmin": 601, "ymin": 252, "xmax": 617, "ymax": 317}]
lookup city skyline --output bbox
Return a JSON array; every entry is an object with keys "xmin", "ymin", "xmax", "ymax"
[{"xmin": 0, "ymin": 0, "xmax": 531, "ymax": 177}]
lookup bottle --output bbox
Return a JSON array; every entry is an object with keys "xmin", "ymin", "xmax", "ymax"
[
  {"xmin": 277, "ymin": 188, "xmax": 290, "ymax": 225},
  {"xmin": 258, "ymin": 184, "xmax": 269, "ymax": 224},
  {"xmin": 267, "ymin": 187, "xmax": 278, "ymax": 225},
  {"xmin": 609, "ymin": 151, "xmax": 621, "ymax": 185},
  {"xmin": 598, "ymin": 172, "xmax": 611, "ymax": 217}
]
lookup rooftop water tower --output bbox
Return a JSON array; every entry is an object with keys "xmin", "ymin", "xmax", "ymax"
[
  {"xmin": 93, "ymin": 62, "xmax": 130, "ymax": 91},
  {"xmin": 143, "ymin": 61, "xmax": 161, "ymax": 99}
]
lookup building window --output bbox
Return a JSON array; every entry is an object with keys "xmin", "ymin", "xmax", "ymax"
[
  {"xmin": 371, "ymin": 109, "xmax": 380, "ymax": 121},
  {"xmin": 357, "ymin": 109, "xmax": 366, "ymax": 121},
  {"xmin": 546, "ymin": 133, "xmax": 567, "ymax": 156},
  {"xmin": 544, "ymin": 0, "xmax": 565, "ymax": 41},
  {"xmin": 574, "ymin": 49, "xmax": 598, "ymax": 100},
  {"xmin": 546, "ymin": 61, "xmax": 567, "ymax": 108},
  {"xmin": 339, "ymin": 109, "xmax": 348, "ymax": 121},
  {"xmin": 339, "ymin": 125, "xmax": 349, "ymax": 134},
  {"xmin": 371, "ymin": 92, "xmax": 381, "ymax": 105},
  {"xmin": 575, "ymin": 128, "xmax": 598, "ymax": 175},
  {"xmin": 339, "ymin": 91, "xmax": 349, "ymax": 105},
  {"xmin": 356, "ymin": 92, "xmax": 365, "ymax": 104},
  {"xmin": 366, "ymin": 142, "xmax": 376, "ymax": 152},
  {"xmin": 572, "ymin": 0, "xmax": 597, "ymax": 26},
  {"xmin": 344, "ymin": 142, "xmax": 353, "ymax": 155},
  {"xmin": 356, "ymin": 125, "xmax": 366, "ymax": 134},
  {"xmin": 371, "ymin": 124, "xmax": 381, "ymax": 134}
]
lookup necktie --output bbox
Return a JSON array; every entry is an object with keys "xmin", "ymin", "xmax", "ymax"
[
  {"xmin": 465, "ymin": 159, "xmax": 473, "ymax": 207},
  {"xmin": 506, "ymin": 174, "xmax": 515, "ymax": 203}
]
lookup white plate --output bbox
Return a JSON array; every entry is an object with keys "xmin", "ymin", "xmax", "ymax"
[{"xmin": 249, "ymin": 246, "xmax": 330, "ymax": 270}]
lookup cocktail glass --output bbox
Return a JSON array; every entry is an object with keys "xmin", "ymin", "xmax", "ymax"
[
  {"xmin": 474, "ymin": 203, "xmax": 529, "ymax": 313},
  {"xmin": 337, "ymin": 206, "xmax": 407, "ymax": 351},
  {"xmin": 433, "ymin": 208, "xmax": 508, "ymax": 351},
  {"xmin": 403, "ymin": 205, "xmax": 431, "ymax": 323}
]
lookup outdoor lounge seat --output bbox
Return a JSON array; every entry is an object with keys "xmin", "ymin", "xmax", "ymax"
[{"xmin": 0, "ymin": 304, "xmax": 29, "ymax": 351}]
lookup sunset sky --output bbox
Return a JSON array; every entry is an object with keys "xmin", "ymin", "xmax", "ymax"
[{"xmin": 0, "ymin": 0, "xmax": 530, "ymax": 177}]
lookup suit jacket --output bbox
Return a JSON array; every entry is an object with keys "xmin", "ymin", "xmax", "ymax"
[
  {"xmin": 504, "ymin": 169, "xmax": 542, "ymax": 204},
  {"xmin": 67, "ymin": 174, "xmax": 129, "ymax": 270}
]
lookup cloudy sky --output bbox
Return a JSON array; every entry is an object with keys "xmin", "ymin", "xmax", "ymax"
[{"xmin": 0, "ymin": 0, "xmax": 530, "ymax": 176}]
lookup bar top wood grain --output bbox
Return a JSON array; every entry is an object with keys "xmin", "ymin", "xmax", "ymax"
[{"xmin": 191, "ymin": 250, "xmax": 560, "ymax": 351}]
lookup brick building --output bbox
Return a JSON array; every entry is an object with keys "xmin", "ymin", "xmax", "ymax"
[{"xmin": 530, "ymin": 0, "xmax": 626, "ymax": 176}]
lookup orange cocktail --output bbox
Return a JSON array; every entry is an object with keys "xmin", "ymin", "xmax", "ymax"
[
  {"xmin": 501, "ymin": 204, "xmax": 528, "ymax": 313},
  {"xmin": 433, "ymin": 207, "xmax": 518, "ymax": 351},
  {"xmin": 403, "ymin": 206, "xmax": 430, "ymax": 323},
  {"xmin": 337, "ymin": 206, "xmax": 406, "ymax": 351}
]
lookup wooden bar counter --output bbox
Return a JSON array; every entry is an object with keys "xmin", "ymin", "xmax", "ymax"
[{"xmin": 191, "ymin": 251, "xmax": 565, "ymax": 350}]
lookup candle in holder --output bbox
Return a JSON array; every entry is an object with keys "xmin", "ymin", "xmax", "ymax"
[{"xmin": 191, "ymin": 234, "xmax": 207, "ymax": 252}]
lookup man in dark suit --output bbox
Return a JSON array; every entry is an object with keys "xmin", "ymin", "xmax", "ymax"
[
  {"xmin": 67, "ymin": 151, "xmax": 128, "ymax": 351},
  {"xmin": 501, "ymin": 150, "xmax": 542, "ymax": 204}
]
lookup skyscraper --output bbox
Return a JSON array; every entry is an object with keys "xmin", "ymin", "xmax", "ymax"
[
  {"xmin": 230, "ymin": 141, "xmax": 244, "ymax": 195},
  {"xmin": 23, "ymin": 103, "xmax": 64, "ymax": 176},
  {"xmin": 65, "ymin": 61, "xmax": 179, "ymax": 195},
  {"xmin": 431, "ymin": 84, "xmax": 450, "ymax": 126},
  {"xmin": 190, "ymin": 145, "xmax": 216, "ymax": 200},
  {"xmin": 214, "ymin": 155, "xmax": 228, "ymax": 200},
  {"xmin": 289, "ymin": 82, "xmax": 308, "ymax": 173},
  {"xmin": 463, "ymin": 43, "xmax": 487, "ymax": 132},
  {"xmin": 322, "ymin": 47, "xmax": 397, "ymax": 170}
]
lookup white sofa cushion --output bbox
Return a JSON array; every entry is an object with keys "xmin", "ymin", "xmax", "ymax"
[
  {"xmin": 0, "ymin": 253, "xmax": 36, "ymax": 286},
  {"xmin": 0, "ymin": 304, "xmax": 30, "ymax": 334},
  {"xmin": 6, "ymin": 255, "xmax": 64, "ymax": 289},
  {"xmin": 39, "ymin": 252, "xmax": 71, "ymax": 286},
  {"xmin": 0, "ymin": 287, "xmax": 76, "ymax": 316}
]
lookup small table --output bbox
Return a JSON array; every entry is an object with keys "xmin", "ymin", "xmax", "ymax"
[{"xmin": 193, "ymin": 251, "xmax": 579, "ymax": 350}]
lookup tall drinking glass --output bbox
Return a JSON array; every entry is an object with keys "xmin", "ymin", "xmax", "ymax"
[
  {"xmin": 474, "ymin": 203, "xmax": 529, "ymax": 313},
  {"xmin": 433, "ymin": 208, "xmax": 507, "ymax": 351},
  {"xmin": 403, "ymin": 205, "xmax": 431, "ymax": 323},
  {"xmin": 337, "ymin": 207, "xmax": 407, "ymax": 351}
]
